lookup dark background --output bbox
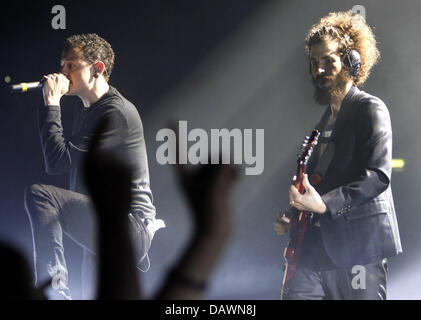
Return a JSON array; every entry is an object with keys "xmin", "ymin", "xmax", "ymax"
[{"xmin": 0, "ymin": 0, "xmax": 420, "ymax": 299}]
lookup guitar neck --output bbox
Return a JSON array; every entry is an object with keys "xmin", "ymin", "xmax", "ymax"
[{"xmin": 295, "ymin": 166, "xmax": 306, "ymax": 194}]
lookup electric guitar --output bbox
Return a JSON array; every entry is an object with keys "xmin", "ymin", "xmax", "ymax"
[{"xmin": 280, "ymin": 129, "xmax": 320, "ymax": 299}]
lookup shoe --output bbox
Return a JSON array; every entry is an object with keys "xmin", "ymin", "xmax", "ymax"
[{"xmin": 47, "ymin": 286, "xmax": 72, "ymax": 300}]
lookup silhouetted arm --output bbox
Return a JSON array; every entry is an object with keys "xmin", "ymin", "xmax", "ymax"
[
  {"xmin": 156, "ymin": 161, "xmax": 237, "ymax": 299},
  {"xmin": 84, "ymin": 119, "xmax": 140, "ymax": 300}
]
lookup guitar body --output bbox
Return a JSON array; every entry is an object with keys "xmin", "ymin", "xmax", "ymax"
[{"xmin": 281, "ymin": 130, "xmax": 320, "ymax": 300}]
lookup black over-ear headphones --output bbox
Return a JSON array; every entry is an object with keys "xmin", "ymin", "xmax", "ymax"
[{"xmin": 343, "ymin": 49, "xmax": 361, "ymax": 78}]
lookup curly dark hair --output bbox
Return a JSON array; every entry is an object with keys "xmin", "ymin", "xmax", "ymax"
[
  {"xmin": 305, "ymin": 11, "xmax": 380, "ymax": 86},
  {"xmin": 63, "ymin": 33, "xmax": 115, "ymax": 81}
]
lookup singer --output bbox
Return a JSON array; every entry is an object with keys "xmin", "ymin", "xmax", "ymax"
[{"xmin": 24, "ymin": 33, "xmax": 164, "ymax": 299}]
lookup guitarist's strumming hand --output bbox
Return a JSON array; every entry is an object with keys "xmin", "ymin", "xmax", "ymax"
[
  {"xmin": 289, "ymin": 174, "xmax": 327, "ymax": 214},
  {"xmin": 274, "ymin": 211, "xmax": 290, "ymax": 235}
]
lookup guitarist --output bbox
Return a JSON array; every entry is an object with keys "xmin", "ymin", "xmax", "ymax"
[{"xmin": 274, "ymin": 11, "xmax": 402, "ymax": 300}]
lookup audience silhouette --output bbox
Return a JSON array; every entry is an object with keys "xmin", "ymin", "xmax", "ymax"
[{"xmin": 0, "ymin": 119, "xmax": 238, "ymax": 300}]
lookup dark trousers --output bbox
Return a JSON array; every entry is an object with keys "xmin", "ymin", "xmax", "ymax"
[
  {"xmin": 24, "ymin": 184, "xmax": 95, "ymax": 293},
  {"xmin": 282, "ymin": 224, "xmax": 388, "ymax": 300},
  {"xmin": 24, "ymin": 183, "xmax": 151, "ymax": 298}
]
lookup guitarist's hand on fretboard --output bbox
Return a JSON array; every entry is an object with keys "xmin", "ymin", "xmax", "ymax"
[{"xmin": 289, "ymin": 174, "xmax": 327, "ymax": 214}]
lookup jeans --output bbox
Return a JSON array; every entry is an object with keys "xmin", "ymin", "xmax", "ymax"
[
  {"xmin": 24, "ymin": 183, "xmax": 153, "ymax": 298},
  {"xmin": 282, "ymin": 224, "xmax": 388, "ymax": 300}
]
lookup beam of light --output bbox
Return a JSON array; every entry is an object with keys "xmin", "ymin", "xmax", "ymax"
[{"xmin": 392, "ymin": 158, "xmax": 405, "ymax": 170}]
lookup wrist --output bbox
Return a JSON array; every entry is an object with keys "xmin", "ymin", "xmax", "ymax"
[
  {"xmin": 45, "ymin": 97, "xmax": 61, "ymax": 106},
  {"xmin": 166, "ymin": 267, "xmax": 207, "ymax": 291},
  {"xmin": 43, "ymin": 90, "xmax": 62, "ymax": 106},
  {"xmin": 318, "ymin": 201, "xmax": 327, "ymax": 214}
]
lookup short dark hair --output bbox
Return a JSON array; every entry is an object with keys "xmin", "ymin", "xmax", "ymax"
[{"xmin": 63, "ymin": 33, "xmax": 115, "ymax": 81}]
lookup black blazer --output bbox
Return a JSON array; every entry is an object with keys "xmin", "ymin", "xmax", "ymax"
[{"xmin": 307, "ymin": 86, "xmax": 402, "ymax": 268}]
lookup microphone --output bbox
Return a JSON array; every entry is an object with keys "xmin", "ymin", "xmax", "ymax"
[{"xmin": 10, "ymin": 78, "xmax": 45, "ymax": 93}]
